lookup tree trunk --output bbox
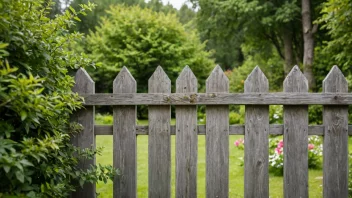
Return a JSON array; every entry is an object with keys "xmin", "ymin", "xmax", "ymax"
[
  {"xmin": 302, "ymin": 0, "xmax": 316, "ymax": 90},
  {"xmin": 283, "ymin": 28, "xmax": 294, "ymax": 75}
]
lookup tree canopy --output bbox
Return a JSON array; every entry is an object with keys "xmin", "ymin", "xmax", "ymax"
[{"xmin": 83, "ymin": 5, "xmax": 214, "ymax": 94}]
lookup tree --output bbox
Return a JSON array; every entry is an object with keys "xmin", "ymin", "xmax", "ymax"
[
  {"xmin": 319, "ymin": 0, "xmax": 352, "ymax": 76},
  {"xmin": 70, "ymin": 0, "xmax": 145, "ymax": 34},
  {"xmin": 146, "ymin": 0, "xmax": 177, "ymax": 14},
  {"xmin": 0, "ymin": 1, "xmax": 116, "ymax": 197},
  {"xmin": 83, "ymin": 5, "xmax": 214, "ymax": 95},
  {"xmin": 178, "ymin": 4, "xmax": 197, "ymax": 25},
  {"xmin": 194, "ymin": 0, "xmax": 303, "ymax": 72},
  {"xmin": 194, "ymin": 0, "xmax": 246, "ymax": 69},
  {"xmin": 45, "ymin": 0, "xmax": 63, "ymax": 18},
  {"xmin": 302, "ymin": 0, "xmax": 318, "ymax": 89},
  {"xmin": 193, "ymin": 0, "xmax": 325, "ymax": 89}
]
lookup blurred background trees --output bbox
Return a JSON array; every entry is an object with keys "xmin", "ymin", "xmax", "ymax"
[{"xmin": 49, "ymin": 0, "xmax": 352, "ymax": 120}]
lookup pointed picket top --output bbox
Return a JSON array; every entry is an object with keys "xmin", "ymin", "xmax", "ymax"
[
  {"xmin": 148, "ymin": 66, "xmax": 171, "ymax": 93},
  {"xmin": 113, "ymin": 66, "xmax": 136, "ymax": 93},
  {"xmin": 176, "ymin": 66, "xmax": 198, "ymax": 93},
  {"xmin": 323, "ymin": 65, "xmax": 348, "ymax": 93},
  {"xmin": 206, "ymin": 65, "xmax": 229, "ymax": 92},
  {"xmin": 283, "ymin": 65, "xmax": 308, "ymax": 92},
  {"xmin": 244, "ymin": 66, "xmax": 268, "ymax": 93},
  {"xmin": 73, "ymin": 67, "xmax": 94, "ymax": 93}
]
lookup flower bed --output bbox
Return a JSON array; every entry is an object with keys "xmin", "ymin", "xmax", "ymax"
[{"xmin": 234, "ymin": 136, "xmax": 323, "ymax": 175}]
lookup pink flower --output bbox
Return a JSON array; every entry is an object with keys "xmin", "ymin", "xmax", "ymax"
[
  {"xmin": 234, "ymin": 138, "xmax": 244, "ymax": 147},
  {"xmin": 275, "ymin": 147, "xmax": 283, "ymax": 155},
  {"xmin": 308, "ymin": 144, "xmax": 314, "ymax": 150},
  {"xmin": 277, "ymin": 140, "xmax": 284, "ymax": 149}
]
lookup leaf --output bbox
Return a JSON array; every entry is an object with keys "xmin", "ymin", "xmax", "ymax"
[
  {"xmin": 79, "ymin": 179, "xmax": 84, "ymax": 187},
  {"xmin": 3, "ymin": 165, "xmax": 10, "ymax": 173},
  {"xmin": 16, "ymin": 171, "xmax": 25, "ymax": 183},
  {"xmin": 20, "ymin": 111, "xmax": 27, "ymax": 121},
  {"xmin": 41, "ymin": 184, "xmax": 45, "ymax": 192},
  {"xmin": 69, "ymin": 6, "xmax": 77, "ymax": 15},
  {"xmin": 74, "ymin": 16, "xmax": 81, "ymax": 22},
  {"xmin": 20, "ymin": 159, "xmax": 34, "ymax": 167},
  {"xmin": 0, "ymin": 43, "xmax": 9, "ymax": 49}
]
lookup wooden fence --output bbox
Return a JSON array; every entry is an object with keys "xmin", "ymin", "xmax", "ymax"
[{"xmin": 71, "ymin": 65, "xmax": 351, "ymax": 198}]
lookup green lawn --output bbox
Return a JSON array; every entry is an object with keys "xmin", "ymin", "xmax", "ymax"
[{"xmin": 94, "ymin": 118, "xmax": 351, "ymax": 197}]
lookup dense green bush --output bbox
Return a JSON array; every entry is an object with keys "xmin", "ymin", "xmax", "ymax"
[
  {"xmin": 82, "ymin": 5, "xmax": 214, "ymax": 94},
  {"xmin": 0, "ymin": 1, "xmax": 116, "ymax": 197}
]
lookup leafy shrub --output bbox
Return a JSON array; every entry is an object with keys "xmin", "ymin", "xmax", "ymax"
[
  {"xmin": 0, "ymin": 1, "xmax": 116, "ymax": 197},
  {"xmin": 96, "ymin": 113, "xmax": 114, "ymax": 125},
  {"xmin": 229, "ymin": 107, "xmax": 245, "ymax": 124},
  {"xmin": 82, "ymin": 5, "xmax": 214, "ymax": 94}
]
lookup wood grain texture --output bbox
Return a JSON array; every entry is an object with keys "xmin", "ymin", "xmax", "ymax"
[
  {"xmin": 113, "ymin": 67, "xmax": 137, "ymax": 198},
  {"xmin": 206, "ymin": 65, "xmax": 229, "ymax": 198},
  {"xmin": 81, "ymin": 92, "xmax": 352, "ymax": 105},
  {"xmin": 244, "ymin": 66, "xmax": 269, "ymax": 198},
  {"xmin": 283, "ymin": 66, "xmax": 308, "ymax": 198},
  {"xmin": 148, "ymin": 66, "xmax": 171, "ymax": 198},
  {"xmin": 71, "ymin": 68, "xmax": 96, "ymax": 198},
  {"xmin": 323, "ymin": 66, "xmax": 348, "ymax": 198},
  {"xmin": 175, "ymin": 66, "xmax": 198, "ymax": 198},
  {"xmin": 95, "ymin": 124, "xmax": 352, "ymax": 136}
]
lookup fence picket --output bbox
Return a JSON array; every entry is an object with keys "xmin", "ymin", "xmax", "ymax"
[
  {"xmin": 113, "ymin": 67, "xmax": 137, "ymax": 198},
  {"xmin": 244, "ymin": 66, "xmax": 269, "ymax": 197},
  {"xmin": 206, "ymin": 65, "xmax": 229, "ymax": 198},
  {"xmin": 283, "ymin": 66, "xmax": 308, "ymax": 198},
  {"xmin": 70, "ymin": 65, "xmax": 352, "ymax": 197},
  {"xmin": 175, "ymin": 66, "xmax": 198, "ymax": 198},
  {"xmin": 148, "ymin": 66, "xmax": 171, "ymax": 197},
  {"xmin": 71, "ymin": 68, "xmax": 95, "ymax": 198},
  {"xmin": 323, "ymin": 66, "xmax": 348, "ymax": 197}
]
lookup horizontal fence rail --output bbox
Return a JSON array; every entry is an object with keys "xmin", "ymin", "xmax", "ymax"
[
  {"xmin": 71, "ymin": 65, "xmax": 350, "ymax": 198},
  {"xmin": 81, "ymin": 92, "xmax": 352, "ymax": 105},
  {"xmin": 94, "ymin": 124, "xmax": 352, "ymax": 136}
]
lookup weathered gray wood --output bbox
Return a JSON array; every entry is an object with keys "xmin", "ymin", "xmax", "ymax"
[
  {"xmin": 244, "ymin": 66, "xmax": 269, "ymax": 198},
  {"xmin": 113, "ymin": 67, "xmax": 136, "ymax": 198},
  {"xmin": 148, "ymin": 66, "xmax": 171, "ymax": 198},
  {"xmin": 94, "ymin": 124, "xmax": 352, "ymax": 136},
  {"xmin": 323, "ymin": 66, "xmax": 348, "ymax": 197},
  {"xmin": 71, "ymin": 68, "xmax": 95, "ymax": 198},
  {"xmin": 283, "ymin": 66, "xmax": 308, "ymax": 198},
  {"xmin": 175, "ymin": 66, "xmax": 198, "ymax": 198},
  {"xmin": 81, "ymin": 92, "xmax": 352, "ymax": 105},
  {"xmin": 206, "ymin": 65, "xmax": 229, "ymax": 198}
]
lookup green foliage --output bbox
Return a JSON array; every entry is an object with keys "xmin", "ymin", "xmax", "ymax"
[
  {"xmin": 319, "ymin": 0, "xmax": 352, "ymax": 73},
  {"xmin": 70, "ymin": 0, "xmax": 195, "ymax": 35},
  {"xmin": 0, "ymin": 1, "xmax": 116, "ymax": 197},
  {"xmin": 194, "ymin": 0, "xmax": 303, "ymax": 69},
  {"xmin": 234, "ymin": 136, "xmax": 323, "ymax": 176},
  {"xmin": 270, "ymin": 136, "xmax": 322, "ymax": 176},
  {"xmin": 227, "ymin": 47, "xmax": 285, "ymax": 93},
  {"xmin": 70, "ymin": 0, "xmax": 146, "ymax": 34},
  {"xmin": 229, "ymin": 110, "xmax": 245, "ymax": 125},
  {"xmin": 84, "ymin": 5, "xmax": 214, "ymax": 94},
  {"xmin": 145, "ymin": 0, "xmax": 176, "ymax": 14},
  {"xmin": 95, "ymin": 114, "xmax": 114, "ymax": 125}
]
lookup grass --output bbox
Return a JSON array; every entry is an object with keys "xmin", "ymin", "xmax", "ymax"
[{"xmin": 94, "ymin": 116, "xmax": 351, "ymax": 197}]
